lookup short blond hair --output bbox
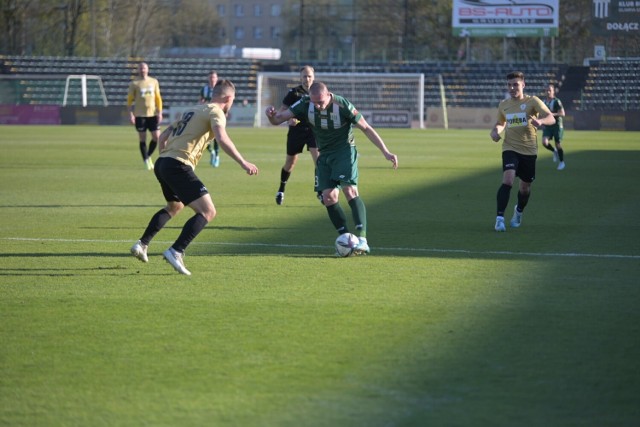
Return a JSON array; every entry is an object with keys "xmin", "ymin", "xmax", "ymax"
[{"xmin": 212, "ymin": 80, "xmax": 235, "ymax": 97}]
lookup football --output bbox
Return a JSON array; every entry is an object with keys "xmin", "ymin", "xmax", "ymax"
[{"xmin": 335, "ymin": 233, "xmax": 359, "ymax": 257}]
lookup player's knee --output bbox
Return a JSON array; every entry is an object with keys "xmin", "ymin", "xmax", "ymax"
[
  {"xmin": 323, "ymin": 191, "xmax": 339, "ymax": 205},
  {"xmin": 165, "ymin": 202, "xmax": 184, "ymax": 217},
  {"xmin": 202, "ymin": 207, "xmax": 216, "ymax": 222}
]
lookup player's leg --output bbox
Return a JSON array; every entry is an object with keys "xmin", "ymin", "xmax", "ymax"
[
  {"xmin": 212, "ymin": 139, "xmax": 220, "ymax": 167},
  {"xmin": 555, "ymin": 128, "xmax": 565, "ymax": 170},
  {"xmin": 172, "ymin": 193, "xmax": 216, "ymax": 254},
  {"xmin": 131, "ymin": 158, "xmax": 185, "ymax": 262},
  {"xmin": 276, "ymin": 153, "xmax": 298, "ymax": 205},
  {"xmin": 276, "ymin": 134, "xmax": 304, "ymax": 204},
  {"xmin": 135, "ymin": 118, "xmax": 154, "ymax": 170},
  {"xmin": 135, "ymin": 119, "xmax": 149, "ymax": 160},
  {"xmin": 213, "ymin": 139, "xmax": 220, "ymax": 157},
  {"xmin": 339, "ymin": 147, "xmax": 369, "ymax": 254},
  {"xmin": 148, "ymin": 118, "xmax": 160, "ymax": 158},
  {"xmin": 165, "ymin": 182, "xmax": 215, "ymax": 274},
  {"xmin": 495, "ymin": 151, "xmax": 517, "ymax": 231},
  {"xmin": 308, "ymin": 146, "xmax": 323, "ymax": 203},
  {"xmin": 541, "ymin": 133, "xmax": 558, "ymax": 162},
  {"xmin": 344, "ymin": 187, "xmax": 369, "ymax": 254},
  {"xmin": 510, "ymin": 154, "xmax": 536, "ymax": 228},
  {"xmin": 138, "ymin": 131, "xmax": 148, "ymax": 160},
  {"xmin": 159, "ymin": 158, "xmax": 214, "ymax": 275},
  {"xmin": 317, "ymin": 154, "xmax": 350, "ymax": 236}
]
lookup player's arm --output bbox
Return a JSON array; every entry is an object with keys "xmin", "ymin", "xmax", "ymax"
[
  {"xmin": 279, "ymin": 104, "xmax": 299, "ymax": 126},
  {"xmin": 490, "ymin": 121, "xmax": 506, "ymax": 142},
  {"xmin": 157, "ymin": 124, "xmax": 174, "ymax": 152},
  {"xmin": 532, "ymin": 103, "xmax": 556, "ymax": 128},
  {"xmin": 155, "ymin": 84, "xmax": 163, "ymax": 122},
  {"xmin": 265, "ymin": 105, "xmax": 295, "ymax": 126},
  {"xmin": 355, "ymin": 117, "xmax": 398, "ymax": 169},
  {"xmin": 127, "ymin": 86, "xmax": 136, "ymax": 124},
  {"xmin": 212, "ymin": 125, "xmax": 259, "ymax": 175}
]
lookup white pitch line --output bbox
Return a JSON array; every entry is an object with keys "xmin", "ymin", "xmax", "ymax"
[{"xmin": 2, "ymin": 237, "xmax": 639, "ymax": 260}]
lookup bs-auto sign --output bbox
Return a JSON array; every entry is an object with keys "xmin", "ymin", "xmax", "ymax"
[{"xmin": 452, "ymin": 0, "xmax": 559, "ymax": 37}]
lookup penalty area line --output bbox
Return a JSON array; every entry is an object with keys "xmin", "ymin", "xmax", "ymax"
[{"xmin": 2, "ymin": 237, "xmax": 639, "ymax": 260}]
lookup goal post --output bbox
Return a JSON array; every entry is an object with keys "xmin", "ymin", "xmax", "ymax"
[
  {"xmin": 63, "ymin": 74, "xmax": 108, "ymax": 107},
  {"xmin": 256, "ymin": 72, "xmax": 425, "ymax": 128}
]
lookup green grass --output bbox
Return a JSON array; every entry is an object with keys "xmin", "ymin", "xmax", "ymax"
[{"xmin": 1, "ymin": 125, "xmax": 639, "ymax": 426}]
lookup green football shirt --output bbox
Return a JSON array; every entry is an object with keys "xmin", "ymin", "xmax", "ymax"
[
  {"xmin": 544, "ymin": 97, "xmax": 564, "ymax": 129},
  {"xmin": 289, "ymin": 93, "xmax": 363, "ymax": 154}
]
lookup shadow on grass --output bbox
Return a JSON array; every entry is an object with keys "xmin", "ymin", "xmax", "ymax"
[
  {"xmin": 191, "ymin": 149, "xmax": 640, "ymax": 260},
  {"xmin": 3, "ymin": 138, "xmax": 640, "ymax": 425},
  {"xmin": 238, "ymin": 149, "xmax": 640, "ymax": 425}
]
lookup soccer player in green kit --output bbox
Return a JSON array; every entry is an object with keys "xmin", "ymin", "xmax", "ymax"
[
  {"xmin": 490, "ymin": 71, "xmax": 555, "ymax": 232},
  {"xmin": 265, "ymin": 82, "xmax": 398, "ymax": 255},
  {"xmin": 541, "ymin": 83, "xmax": 567, "ymax": 170}
]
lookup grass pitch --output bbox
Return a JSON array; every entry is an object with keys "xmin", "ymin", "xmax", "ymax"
[{"xmin": 1, "ymin": 125, "xmax": 639, "ymax": 426}]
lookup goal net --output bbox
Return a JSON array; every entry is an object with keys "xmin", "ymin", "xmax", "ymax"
[{"xmin": 256, "ymin": 72, "xmax": 425, "ymax": 128}]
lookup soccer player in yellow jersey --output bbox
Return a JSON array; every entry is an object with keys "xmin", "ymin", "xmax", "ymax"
[
  {"xmin": 490, "ymin": 71, "xmax": 555, "ymax": 232},
  {"xmin": 127, "ymin": 62, "xmax": 163, "ymax": 170},
  {"xmin": 130, "ymin": 80, "xmax": 259, "ymax": 275}
]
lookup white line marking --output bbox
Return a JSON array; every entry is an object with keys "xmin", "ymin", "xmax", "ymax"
[{"xmin": 2, "ymin": 237, "xmax": 639, "ymax": 260}]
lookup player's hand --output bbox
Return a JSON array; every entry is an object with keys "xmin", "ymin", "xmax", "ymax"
[
  {"xmin": 287, "ymin": 118, "xmax": 300, "ymax": 126},
  {"xmin": 490, "ymin": 130, "xmax": 501, "ymax": 142},
  {"xmin": 386, "ymin": 152, "xmax": 398, "ymax": 169},
  {"xmin": 242, "ymin": 162, "xmax": 259, "ymax": 176},
  {"xmin": 265, "ymin": 106, "xmax": 276, "ymax": 117}
]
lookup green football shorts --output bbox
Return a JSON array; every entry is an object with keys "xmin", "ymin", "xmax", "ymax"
[{"xmin": 316, "ymin": 145, "xmax": 359, "ymax": 191}]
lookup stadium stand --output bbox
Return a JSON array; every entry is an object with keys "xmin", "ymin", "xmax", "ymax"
[
  {"xmin": 1, "ymin": 55, "xmax": 637, "ymax": 112},
  {"xmin": 0, "ymin": 55, "xmax": 260, "ymax": 107},
  {"xmin": 267, "ymin": 60, "xmax": 568, "ymax": 109},
  {"xmin": 573, "ymin": 59, "xmax": 640, "ymax": 111}
]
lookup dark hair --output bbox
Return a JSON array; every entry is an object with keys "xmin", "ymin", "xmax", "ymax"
[{"xmin": 507, "ymin": 71, "xmax": 525, "ymax": 80}]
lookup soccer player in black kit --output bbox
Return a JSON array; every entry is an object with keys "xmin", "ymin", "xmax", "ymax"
[{"xmin": 274, "ymin": 66, "xmax": 319, "ymax": 205}]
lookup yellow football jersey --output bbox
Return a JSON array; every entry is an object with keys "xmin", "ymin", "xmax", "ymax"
[
  {"xmin": 496, "ymin": 95, "xmax": 550, "ymax": 156},
  {"xmin": 127, "ymin": 76, "xmax": 162, "ymax": 117},
  {"xmin": 159, "ymin": 103, "xmax": 226, "ymax": 169}
]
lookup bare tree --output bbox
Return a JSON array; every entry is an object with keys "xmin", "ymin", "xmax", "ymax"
[
  {"xmin": 0, "ymin": 0, "xmax": 30, "ymax": 54},
  {"xmin": 61, "ymin": 0, "xmax": 86, "ymax": 55}
]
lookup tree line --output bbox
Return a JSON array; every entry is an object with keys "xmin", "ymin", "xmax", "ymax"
[{"xmin": 1, "ymin": 0, "xmax": 638, "ymax": 64}]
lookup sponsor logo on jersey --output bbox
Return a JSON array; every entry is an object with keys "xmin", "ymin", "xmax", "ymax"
[{"xmin": 506, "ymin": 112, "xmax": 527, "ymax": 127}]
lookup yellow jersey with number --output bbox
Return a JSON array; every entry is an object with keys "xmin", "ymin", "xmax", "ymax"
[
  {"xmin": 159, "ymin": 103, "xmax": 226, "ymax": 169},
  {"xmin": 497, "ymin": 95, "xmax": 550, "ymax": 156},
  {"xmin": 127, "ymin": 76, "xmax": 162, "ymax": 117}
]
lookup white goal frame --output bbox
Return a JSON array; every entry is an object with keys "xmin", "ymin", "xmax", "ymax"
[
  {"xmin": 63, "ymin": 74, "xmax": 108, "ymax": 107},
  {"xmin": 256, "ymin": 72, "xmax": 425, "ymax": 128}
]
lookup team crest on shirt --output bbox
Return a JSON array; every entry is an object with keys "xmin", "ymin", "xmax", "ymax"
[{"xmin": 520, "ymin": 104, "xmax": 526, "ymax": 111}]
